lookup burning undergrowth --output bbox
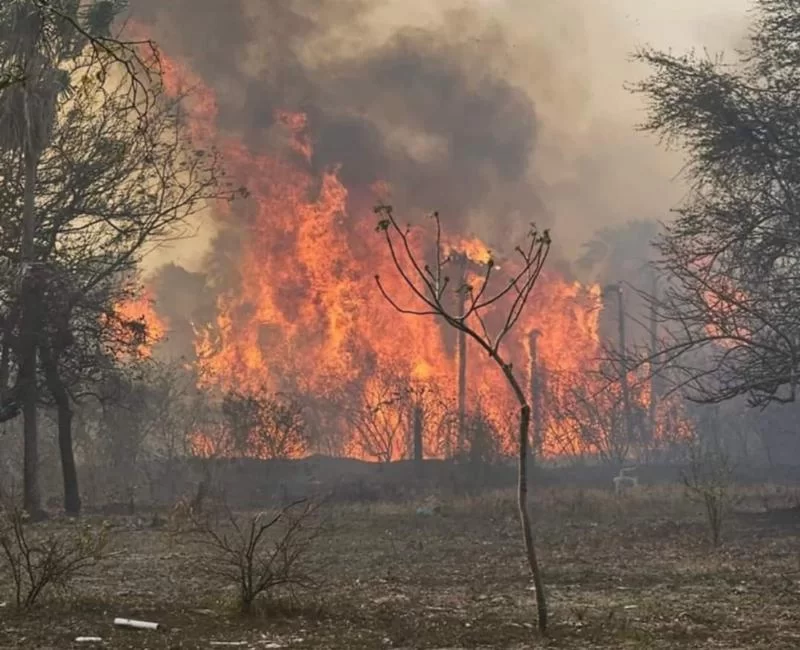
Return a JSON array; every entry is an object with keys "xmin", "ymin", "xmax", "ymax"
[{"xmin": 125, "ymin": 2, "xmax": 691, "ymax": 461}]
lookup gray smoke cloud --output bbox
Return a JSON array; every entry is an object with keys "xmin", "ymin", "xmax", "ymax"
[{"xmin": 129, "ymin": 0, "xmax": 750, "ymax": 271}]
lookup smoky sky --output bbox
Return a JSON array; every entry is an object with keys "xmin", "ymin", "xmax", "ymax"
[
  {"xmin": 126, "ymin": 0, "xmax": 542, "ymax": 236},
  {"xmin": 128, "ymin": 0, "xmax": 753, "ymax": 279}
]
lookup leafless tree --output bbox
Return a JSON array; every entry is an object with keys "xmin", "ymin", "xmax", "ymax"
[
  {"xmin": 0, "ymin": 497, "xmax": 109, "ymax": 608},
  {"xmin": 629, "ymin": 0, "xmax": 800, "ymax": 409},
  {"xmin": 222, "ymin": 389, "xmax": 308, "ymax": 460},
  {"xmin": 374, "ymin": 205, "xmax": 550, "ymax": 633},
  {"xmin": 549, "ymin": 364, "xmax": 653, "ymax": 465},
  {"xmin": 683, "ymin": 437, "xmax": 734, "ymax": 547},
  {"xmin": 346, "ymin": 369, "xmax": 410, "ymax": 464}
]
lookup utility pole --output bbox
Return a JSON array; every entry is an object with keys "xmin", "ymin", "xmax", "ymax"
[
  {"xmin": 648, "ymin": 273, "xmax": 659, "ymax": 452},
  {"xmin": 454, "ymin": 252, "xmax": 468, "ymax": 457},
  {"xmin": 412, "ymin": 400, "xmax": 424, "ymax": 471},
  {"xmin": 604, "ymin": 283, "xmax": 632, "ymax": 459},
  {"xmin": 528, "ymin": 329, "xmax": 543, "ymax": 458}
]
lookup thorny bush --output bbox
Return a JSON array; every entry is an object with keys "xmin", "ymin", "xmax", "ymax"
[
  {"xmin": 191, "ymin": 498, "xmax": 322, "ymax": 614},
  {"xmin": 0, "ymin": 502, "xmax": 109, "ymax": 608},
  {"xmin": 682, "ymin": 441, "xmax": 734, "ymax": 547}
]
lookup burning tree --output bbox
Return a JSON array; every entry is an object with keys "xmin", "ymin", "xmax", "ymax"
[
  {"xmin": 630, "ymin": 0, "xmax": 800, "ymax": 407},
  {"xmin": 374, "ymin": 205, "xmax": 550, "ymax": 633}
]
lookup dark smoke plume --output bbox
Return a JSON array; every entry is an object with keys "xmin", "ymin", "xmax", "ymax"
[
  {"xmin": 129, "ymin": 0, "xmax": 749, "ymax": 294},
  {"xmin": 128, "ymin": 0, "xmax": 542, "ymax": 245}
]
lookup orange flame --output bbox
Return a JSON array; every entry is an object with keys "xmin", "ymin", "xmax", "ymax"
[
  {"xmin": 111, "ymin": 290, "xmax": 166, "ymax": 359},
  {"xmin": 145, "ymin": 44, "xmax": 688, "ymax": 462},
  {"xmin": 443, "ymin": 236, "xmax": 494, "ymax": 266}
]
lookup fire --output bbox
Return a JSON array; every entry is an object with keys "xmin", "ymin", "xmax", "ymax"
[
  {"xmin": 444, "ymin": 236, "xmax": 494, "ymax": 266},
  {"xmin": 110, "ymin": 290, "xmax": 166, "ymax": 359},
  {"xmin": 144, "ymin": 44, "xmax": 688, "ymax": 462}
]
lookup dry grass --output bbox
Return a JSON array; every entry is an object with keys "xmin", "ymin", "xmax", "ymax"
[{"xmin": 0, "ymin": 484, "xmax": 798, "ymax": 649}]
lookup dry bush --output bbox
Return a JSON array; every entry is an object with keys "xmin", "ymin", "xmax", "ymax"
[
  {"xmin": 683, "ymin": 441, "xmax": 733, "ymax": 547},
  {"xmin": 0, "ymin": 503, "xmax": 109, "ymax": 608},
  {"xmin": 191, "ymin": 498, "xmax": 322, "ymax": 614}
]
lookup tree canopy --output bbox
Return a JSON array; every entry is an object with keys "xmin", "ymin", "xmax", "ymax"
[{"xmin": 632, "ymin": 0, "xmax": 800, "ymax": 407}]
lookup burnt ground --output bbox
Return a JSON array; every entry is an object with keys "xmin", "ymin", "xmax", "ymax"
[{"xmin": 0, "ymin": 486, "xmax": 799, "ymax": 649}]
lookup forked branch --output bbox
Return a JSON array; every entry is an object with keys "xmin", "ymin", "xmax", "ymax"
[
  {"xmin": 374, "ymin": 204, "xmax": 550, "ymax": 361},
  {"xmin": 374, "ymin": 204, "xmax": 551, "ymax": 634}
]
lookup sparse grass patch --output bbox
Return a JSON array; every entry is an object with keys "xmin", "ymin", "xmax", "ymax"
[{"xmin": 0, "ymin": 482, "xmax": 797, "ymax": 648}]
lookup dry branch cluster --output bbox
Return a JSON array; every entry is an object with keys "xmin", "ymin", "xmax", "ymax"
[
  {"xmin": 0, "ymin": 500, "xmax": 108, "ymax": 608},
  {"xmin": 189, "ymin": 498, "xmax": 322, "ymax": 614},
  {"xmin": 631, "ymin": 0, "xmax": 800, "ymax": 408}
]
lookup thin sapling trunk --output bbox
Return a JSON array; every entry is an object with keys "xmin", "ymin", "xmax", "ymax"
[{"xmin": 374, "ymin": 205, "xmax": 550, "ymax": 633}]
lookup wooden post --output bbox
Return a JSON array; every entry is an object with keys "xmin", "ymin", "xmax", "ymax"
[
  {"xmin": 528, "ymin": 329, "xmax": 543, "ymax": 457},
  {"xmin": 454, "ymin": 253, "xmax": 468, "ymax": 457},
  {"xmin": 616, "ymin": 284, "xmax": 633, "ymax": 457},
  {"xmin": 648, "ymin": 273, "xmax": 659, "ymax": 451},
  {"xmin": 412, "ymin": 402, "xmax": 423, "ymax": 469}
]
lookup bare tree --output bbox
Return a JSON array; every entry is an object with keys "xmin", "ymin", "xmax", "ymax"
[
  {"xmin": 222, "ymin": 389, "xmax": 308, "ymax": 460},
  {"xmin": 0, "ymin": 498, "xmax": 109, "ymax": 608},
  {"xmin": 374, "ymin": 205, "xmax": 550, "ymax": 633},
  {"xmin": 346, "ymin": 369, "xmax": 410, "ymax": 464},
  {"xmin": 547, "ymin": 367, "xmax": 645, "ymax": 465},
  {"xmin": 629, "ymin": 0, "xmax": 800, "ymax": 408},
  {"xmin": 683, "ymin": 436, "xmax": 734, "ymax": 547}
]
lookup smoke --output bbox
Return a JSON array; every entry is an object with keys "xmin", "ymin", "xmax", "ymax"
[{"xmin": 129, "ymin": 0, "xmax": 750, "ymax": 267}]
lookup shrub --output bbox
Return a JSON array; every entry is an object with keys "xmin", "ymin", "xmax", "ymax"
[
  {"xmin": 682, "ymin": 441, "xmax": 733, "ymax": 547},
  {"xmin": 192, "ymin": 498, "xmax": 321, "ymax": 614},
  {"xmin": 0, "ymin": 503, "xmax": 109, "ymax": 608}
]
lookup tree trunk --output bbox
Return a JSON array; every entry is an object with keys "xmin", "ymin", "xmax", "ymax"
[
  {"xmin": 19, "ymin": 183, "xmax": 41, "ymax": 518},
  {"xmin": 412, "ymin": 404, "xmax": 423, "ymax": 470},
  {"xmin": 517, "ymin": 401, "xmax": 548, "ymax": 633},
  {"xmin": 19, "ymin": 67, "xmax": 42, "ymax": 518},
  {"xmin": 57, "ymin": 397, "xmax": 80, "ymax": 515},
  {"xmin": 21, "ymin": 350, "xmax": 40, "ymax": 517},
  {"xmin": 0, "ymin": 338, "xmax": 22, "ymax": 423},
  {"xmin": 41, "ymin": 346, "xmax": 80, "ymax": 515},
  {"xmin": 500, "ymin": 358, "xmax": 548, "ymax": 633}
]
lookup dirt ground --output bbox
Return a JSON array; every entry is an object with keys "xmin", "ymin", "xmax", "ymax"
[{"xmin": 0, "ymin": 485, "xmax": 798, "ymax": 649}]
